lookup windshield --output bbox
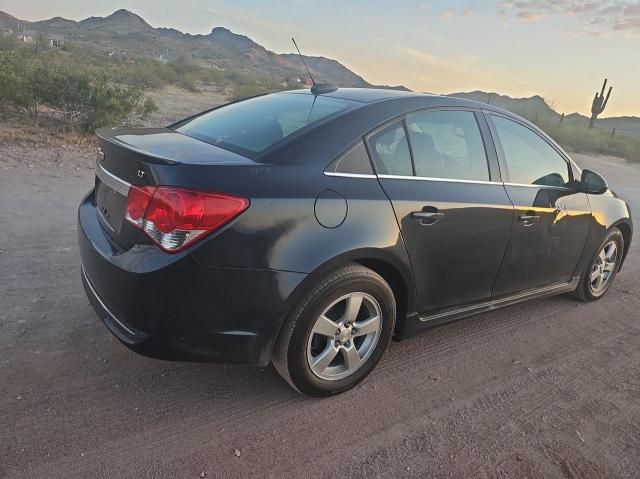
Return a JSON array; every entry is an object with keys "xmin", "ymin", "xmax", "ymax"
[{"xmin": 173, "ymin": 93, "xmax": 354, "ymax": 158}]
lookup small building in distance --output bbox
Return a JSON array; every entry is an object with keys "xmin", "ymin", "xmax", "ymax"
[
  {"xmin": 15, "ymin": 29, "xmax": 64, "ymax": 47},
  {"xmin": 17, "ymin": 29, "xmax": 36, "ymax": 43},
  {"xmin": 48, "ymin": 33, "xmax": 64, "ymax": 48}
]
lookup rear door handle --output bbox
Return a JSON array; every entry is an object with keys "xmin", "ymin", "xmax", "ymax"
[
  {"xmin": 411, "ymin": 211, "xmax": 445, "ymax": 225},
  {"xmin": 518, "ymin": 214, "xmax": 540, "ymax": 226}
]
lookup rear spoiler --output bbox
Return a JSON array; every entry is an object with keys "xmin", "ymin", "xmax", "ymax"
[{"xmin": 96, "ymin": 128, "xmax": 180, "ymax": 165}]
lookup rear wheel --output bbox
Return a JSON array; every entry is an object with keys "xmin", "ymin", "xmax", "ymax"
[
  {"xmin": 272, "ymin": 263, "xmax": 396, "ymax": 397},
  {"xmin": 575, "ymin": 227, "xmax": 624, "ymax": 301}
]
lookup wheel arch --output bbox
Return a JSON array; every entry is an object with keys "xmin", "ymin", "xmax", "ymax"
[
  {"xmin": 273, "ymin": 248, "xmax": 417, "ymax": 349},
  {"xmin": 612, "ymin": 220, "xmax": 633, "ymax": 268},
  {"xmin": 352, "ymin": 257, "xmax": 412, "ymax": 338}
]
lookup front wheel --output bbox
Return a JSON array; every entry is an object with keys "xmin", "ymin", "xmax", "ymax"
[
  {"xmin": 272, "ymin": 263, "xmax": 396, "ymax": 397},
  {"xmin": 575, "ymin": 227, "xmax": 624, "ymax": 301}
]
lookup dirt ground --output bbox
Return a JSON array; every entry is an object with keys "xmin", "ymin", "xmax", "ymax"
[
  {"xmin": 142, "ymin": 85, "xmax": 229, "ymax": 126},
  {"xmin": 0, "ymin": 137, "xmax": 639, "ymax": 478}
]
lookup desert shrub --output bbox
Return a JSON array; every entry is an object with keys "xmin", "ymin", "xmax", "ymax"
[
  {"xmin": 202, "ymin": 67, "xmax": 225, "ymax": 84},
  {"xmin": 230, "ymin": 83, "xmax": 271, "ymax": 101},
  {"xmin": 0, "ymin": 35, "xmax": 20, "ymax": 52},
  {"xmin": 80, "ymin": 76, "xmax": 146, "ymax": 130},
  {"xmin": 231, "ymin": 76, "xmax": 302, "ymax": 101},
  {"xmin": 121, "ymin": 61, "xmax": 169, "ymax": 89},
  {"xmin": 0, "ymin": 50, "xmax": 157, "ymax": 132},
  {"xmin": 528, "ymin": 117, "xmax": 640, "ymax": 162},
  {"xmin": 141, "ymin": 96, "xmax": 158, "ymax": 118},
  {"xmin": 178, "ymin": 72, "xmax": 199, "ymax": 92},
  {"xmin": 0, "ymin": 52, "xmax": 33, "ymax": 109}
]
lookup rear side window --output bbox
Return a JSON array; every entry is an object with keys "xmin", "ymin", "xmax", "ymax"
[
  {"xmin": 174, "ymin": 93, "xmax": 352, "ymax": 158},
  {"xmin": 491, "ymin": 115, "xmax": 570, "ymax": 187},
  {"xmin": 325, "ymin": 141, "xmax": 374, "ymax": 175},
  {"xmin": 367, "ymin": 122, "xmax": 413, "ymax": 176},
  {"xmin": 406, "ymin": 110, "xmax": 490, "ymax": 181}
]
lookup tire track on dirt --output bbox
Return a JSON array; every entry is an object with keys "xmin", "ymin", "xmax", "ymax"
[
  {"xmin": 301, "ymin": 333, "xmax": 640, "ymax": 478},
  {"xmin": 87, "ymin": 292, "xmax": 639, "ymax": 478}
]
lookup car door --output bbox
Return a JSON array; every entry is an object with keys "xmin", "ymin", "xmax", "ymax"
[
  {"xmin": 368, "ymin": 109, "xmax": 514, "ymax": 314},
  {"xmin": 486, "ymin": 113, "xmax": 592, "ymax": 296}
]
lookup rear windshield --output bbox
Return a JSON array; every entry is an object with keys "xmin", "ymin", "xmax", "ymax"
[{"xmin": 173, "ymin": 93, "xmax": 353, "ymax": 158}]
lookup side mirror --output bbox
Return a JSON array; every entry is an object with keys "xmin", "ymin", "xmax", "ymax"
[{"xmin": 581, "ymin": 169, "xmax": 608, "ymax": 195}]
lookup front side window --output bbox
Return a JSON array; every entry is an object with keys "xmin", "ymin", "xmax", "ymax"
[
  {"xmin": 406, "ymin": 110, "xmax": 490, "ymax": 181},
  {"xmin": 367, "ymin": 122, "xmax": 413, "ymax": 176},
  {"xmin": 491, "ymin": 115, "xmax": 570, "ymax": 187},
  {"xmin": 174, "ymin": 93, "xmax": 353, "ymax": 158}
]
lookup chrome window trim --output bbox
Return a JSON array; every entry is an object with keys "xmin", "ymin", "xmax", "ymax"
[
  {"xmin": 503, "ymin": 182, "xmax": 573, "ymax": 191},
  {"xmin": 326, "ymin": 171, "xmax": 575, "ymax": 190},
  {"xmin": 96, "ymin": 162, "xmax": 131, "ymax": 196},
  {"xmin": 377, "ymin": 174, "xmax": 501, "ymax": 186},
  {"xmin": 323, "ymin": 172, "xmax": 377, "ymax": 179}
]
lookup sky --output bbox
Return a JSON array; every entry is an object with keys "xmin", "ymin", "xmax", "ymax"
[{"xmin": 2, "ymin": 0, "xmax": 639, "ymax": 117}]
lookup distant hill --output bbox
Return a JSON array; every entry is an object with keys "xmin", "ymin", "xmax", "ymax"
[
  {"xmin": 448, "ymin": 91, "xmax": 640, "ymax": 135},
  {"xmin": 0, "ymin": 9, "xmax": 406, "ymax": 90},
  {"xmin": 447, "ymin": 91, "xmax": 560, "ymax": 120}
]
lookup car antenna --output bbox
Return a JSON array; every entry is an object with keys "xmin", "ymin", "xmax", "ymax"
[{"xmin": 291, "ymin": 37, "xmax": 337, "ymax": 95}]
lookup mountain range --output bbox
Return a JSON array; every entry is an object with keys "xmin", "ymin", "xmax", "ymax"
[
  {"xmin": 0, "ymin": 9, "xmax": 407, "ymax": 90},
  {"xmin": 1, "ymin": 9, "xmax": 637, "ymax": 130}
]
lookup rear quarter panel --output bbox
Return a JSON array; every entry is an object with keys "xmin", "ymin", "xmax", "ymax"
[{"xmin": 188, "ymin": 165, "xmax": 416, "ymax": 316}]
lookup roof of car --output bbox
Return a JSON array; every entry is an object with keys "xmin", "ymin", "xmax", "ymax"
[
  {"xmin": 282, "ymin": 87, "xmax": 503, "ymax": 113},
  {"xmin": 285, "ymin": 87, "xmax": 433, "ymax": 103}
]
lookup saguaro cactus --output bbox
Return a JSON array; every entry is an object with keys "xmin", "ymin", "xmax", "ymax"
[{"xmin": 589, "ymin": 79, "xmax": 612, "ymax": 129}]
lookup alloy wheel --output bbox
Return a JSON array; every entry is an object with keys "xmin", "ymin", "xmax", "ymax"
[
  {"xmin": 306, "ymin": 292, "xmax": 382, "ymax": 381},
  {"xmin": 590, "ymin": 240, "xmax": 618, "ymax": 294}
]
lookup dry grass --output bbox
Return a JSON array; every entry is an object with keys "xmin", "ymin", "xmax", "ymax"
[
  {"xmin": 0, "ymin": 118, "xmax": 96, "ymax": 148},
  {"xmin": 0, "ymin": 84, "xmax": 228, "ymax": 148},
  {"xmin": 0, "ymin": 127, "xmax": 95, "ymax": 147}
]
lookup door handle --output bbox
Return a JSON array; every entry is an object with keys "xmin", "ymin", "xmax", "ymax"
[
  {"xmin": 554, "ymin": 204, "xmax": 568, "ymax": 214},
  {"xmin": 518, "ymin": 214, "xmax": 540, "ymax": 226},
  {"xmin": 411, "ymin": 211, "xmax": 445, "ymax": 225}
]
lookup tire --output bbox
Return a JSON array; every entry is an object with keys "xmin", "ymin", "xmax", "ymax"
[
  {"xmin": 272, "ymin": 263, "xmax": 396, "ymax": 397},
  {"xmin": 574, "ymin": 227, "xmax": 624, "ymax": 302}
]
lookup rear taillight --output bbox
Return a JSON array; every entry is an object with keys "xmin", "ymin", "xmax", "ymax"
[
  {"xmin": 125, "ymin": 186, "xmax": 249, "ymax": 252},
  {"xmin": 124, "ymin": 186, "xmax": 155, "ymax": 228}
]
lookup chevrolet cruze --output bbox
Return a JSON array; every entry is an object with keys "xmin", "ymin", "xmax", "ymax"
[{"xmin": 78, "ymin": 87, "xmax": 633, "ymax": 396}]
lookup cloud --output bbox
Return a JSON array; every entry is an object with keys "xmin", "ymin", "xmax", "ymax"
[
  {"xmin": 399, "ymin": 46, "xmax": 533, "ymax": 94},
  {"xmin": 421, "ymin": 4, "xmax": 480, "ymax": 20},
  {"xmin": 517, "ymin": 11, "xmax": 545, "ymax": 22},
  {"xmin": 438, "ymin": 8, "xmax": 456, "ymax": 20},
  {"xmin": 499, "ymin": 0, "xmax": 640, "ymax": 35}
]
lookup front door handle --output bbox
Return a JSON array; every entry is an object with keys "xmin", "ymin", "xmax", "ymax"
[
  {"xmin": 411, "ymin": 211, "xmax": 445, "ymax": 225},
  {"xmin": 518, "ymin": 214, "xmax": 540, "ymax": 226}
]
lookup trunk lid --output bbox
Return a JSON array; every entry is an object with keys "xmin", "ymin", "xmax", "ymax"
[{"xmin": 94, "ymin": 127, "xmax": 255, "ymax": 246}]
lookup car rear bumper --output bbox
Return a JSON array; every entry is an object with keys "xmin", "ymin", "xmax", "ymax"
[{"xmin": 78, "ymin": 189, "xmax": 307, "ymax": 366}]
